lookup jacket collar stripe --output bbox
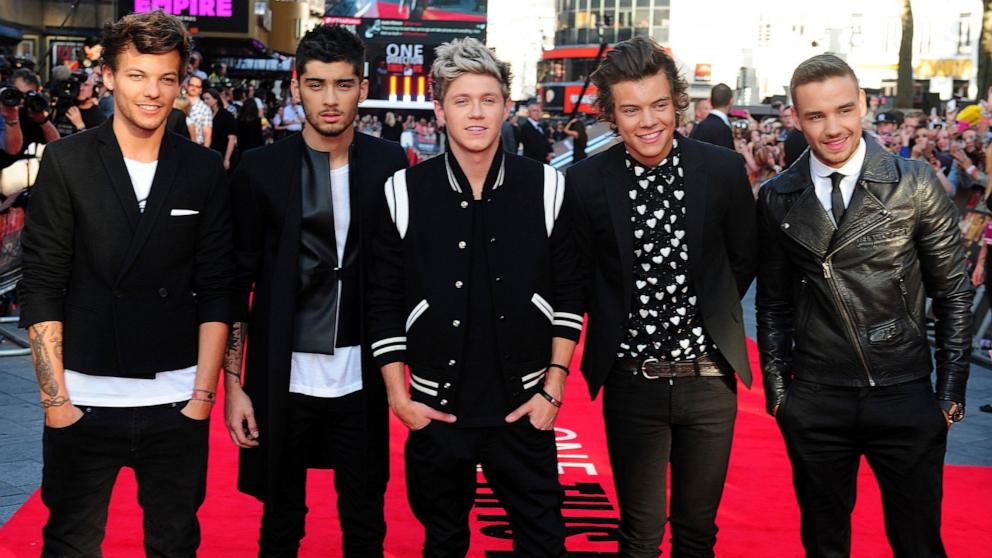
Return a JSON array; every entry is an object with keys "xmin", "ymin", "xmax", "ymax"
[{"xmin": 443, "ymin": 150, "xmax": 507, "ymax": 194}]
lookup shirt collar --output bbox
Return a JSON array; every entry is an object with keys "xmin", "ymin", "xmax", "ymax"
[
  {"xmin": 528, "ymin": 117, "xmax": 542, "ymax": 129},
  {"xmin": 809, "ymin": 136, "xmax": 867, "ymax": 180},
  {"xmin": 625, "ymin": 137, "xmax": 681, "ymax": 176},
  {"xmin": 444, "ymin": 149, "xmax": 506, "ymax": 195},
  {"xmin": 710, "ymin": 108, "xmax": 730, "ymax": 126}
]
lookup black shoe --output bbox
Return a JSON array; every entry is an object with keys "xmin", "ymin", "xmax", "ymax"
[{"xmin": 980, "ymin": 404, "xmax": 992, "ymax": 413}]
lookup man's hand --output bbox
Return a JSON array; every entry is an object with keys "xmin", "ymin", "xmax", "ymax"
[
  {"xmin": 505, "ymin": 369, "xmax": 565, "ymax": 431},
  {"xmin": 66, "ymin": 106, "xmax": 85, "ymax": 130},
  {"xmin": 224, "ymin": 387, "xmax": 259, "ymax": 448},
  {"xmin": 45, "ymin": 402, "xmax": 83, "ymax": 428},
  {"xmin": 390, "ymin": 397, "xmax": 456, "ymax": 431},
  {"xmin": 181, "ymin": 398, "xmax": 213, "ymax": 421},
  {"xmin": 29, "ymin": 109, "xmax": 48, "ymax": 124},
  {"xmin": 223, "ymin": 158, "xmax": 230, "ymax": 171}
]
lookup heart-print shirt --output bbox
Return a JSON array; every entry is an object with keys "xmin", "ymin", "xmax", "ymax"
[{"xmin": 618, "ymin": 139, "xmax": 717, "ymax": 362}]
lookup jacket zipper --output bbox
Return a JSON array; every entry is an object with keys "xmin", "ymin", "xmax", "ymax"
[
  {"xmin": 898, "ymin": 276, "xmax": 922, "ymax": 337},
  {"xmin": 819, "ymin": 210, "xmax": 891, "ymax": 387}
]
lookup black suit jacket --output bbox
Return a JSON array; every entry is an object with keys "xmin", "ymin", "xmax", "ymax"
[
  {"xmin": 19, "ymin": 118, "xmax": 234, "ymax": 378},
  {"xmin": 520, "ymin": 119, "xmax": 552, "ymax": 162},
  {"xmin": 690, "ymin": 113, "xmax": 734, "ymax": 151},
  {"xmin": 566, "ymin": 137, "xmax": 757, "ymax": 398},
  {"xmin": 230, "ymin": 132, "xmax": 407, "ymax": 500}
]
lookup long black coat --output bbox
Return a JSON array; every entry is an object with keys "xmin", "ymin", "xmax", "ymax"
[{"xmin": 229, "ymin": 132, "xmax": 407, "ymax": 500}]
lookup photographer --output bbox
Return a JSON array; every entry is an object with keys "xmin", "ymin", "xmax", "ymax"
[
  {"xmin": 0, "ymin": 68, "xmax": 59, "ymax": 170},
  {"xmin": 51, "ymin": 71, "xmax": 106, "ymax": 137}
]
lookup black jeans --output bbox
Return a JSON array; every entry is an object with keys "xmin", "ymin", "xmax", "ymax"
[
  {"xmin": 258, "ymin": 391, "xmax": 387, "ymax": 558},
  {"xmin": 777, "ymin": 377, "xmax": 948, "ymax": 558},
  {"xmin": 41, "ymin": 401, "xmax": 210, "ymax": 558},
  {"xmin": 405, "ymin": 420, "xmax": 566, "ymax": 558},
  {"xmin": 602, "ymin": 371, "xmax": 738, "ymax": 558}
]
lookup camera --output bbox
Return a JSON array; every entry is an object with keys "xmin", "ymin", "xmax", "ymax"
[
  {"xmin": 25, "ymin": 90, "xmax": 50, "ymax": 114},
  {"xmin": 51, "ymin": 70, "xmax": 87, "ymax": 110},
  {"xmin": 0, "ymin": 84, "xmax": 22, "ymax": 107}
]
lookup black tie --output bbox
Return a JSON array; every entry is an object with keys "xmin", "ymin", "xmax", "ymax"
[{"xmin": 829, "ymin": 172, "xmax": 845, "ymax": 227}]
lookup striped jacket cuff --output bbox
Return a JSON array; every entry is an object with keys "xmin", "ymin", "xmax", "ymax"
[
  {"xmin": 551, "ymin": 310, "xmax": 584, "ymax": 342},
  {"xmin": 371, "ymin": 335, "xmax": 406, "ymax": 367}
]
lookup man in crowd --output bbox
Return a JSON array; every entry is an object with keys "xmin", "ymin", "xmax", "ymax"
[
  {"xmin": 569, "ymin": 36, "xmax": 756, "ymax": 557},
  {"xmin": 53, "ymin": 71, "xmax": 107, "ymax": 137},
  {"xmin": 186, "ymin": 74, "xmax": 212, "ymax": 147},
  {"xmin": 226, "ymin": 24, "xmax": 407, "ymax": 556},
  {"xmin": 0, "ymin": 68, "xmax": 60, "ymax": 170},
  {"xmin": 18, "ymin": 10, "xmax": 233, "ymax": 555},
  {"xmin": 757, "ymin": 54, "xmax": 970, "ymax": 558},
  {"xmin": 368, "ymin": 37, "xmax": 582, "ymax": 556},
  {"xmin": 693, "ymin": 97, "xmax": 711, "ymax": 124},
  {"xmin": 780, "ymin": 102, "xmax": 808, "ymax": 168},
  {"xmin": 520, "ymin": 101, "xmax": 553, "ymax": 162},
  {"xmin": 690, "ymin": 82, "xmax": 734, "ymax": 150}
]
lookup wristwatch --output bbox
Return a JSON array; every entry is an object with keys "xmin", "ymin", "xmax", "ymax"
[{"xmin": 939, "ymin": 400, "xmax": 966, "ymax": 423}]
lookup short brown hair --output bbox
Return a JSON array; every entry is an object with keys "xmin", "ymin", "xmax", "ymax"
[
  {"xmin": 101, "ymin": 10, "xmax": 191, "ymax": 78},
  {"xmin": 790, "ymin": 54, "xmax": 858, "ymax": 103},
  {"xmin": 591, "ymin": 36, "xmax": 689, "ymax": 125}
]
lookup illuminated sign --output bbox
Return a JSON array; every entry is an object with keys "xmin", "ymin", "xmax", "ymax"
[{"xmin": 121, "ymin": 0, "xmax": 250, "ymax": 34}]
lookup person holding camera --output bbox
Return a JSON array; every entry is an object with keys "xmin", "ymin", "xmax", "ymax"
[
  {"xmin": 0, "ymin": 68, "xmax": 59, "ymax": 170},
  {"xmin": 52, "ymin": 71, "xmax": 107, "ymax": 137}
]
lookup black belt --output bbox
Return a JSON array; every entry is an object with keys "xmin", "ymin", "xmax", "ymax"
[{"xmin": 615, "ymin": 354, "xmax": 731, "ymax": 379}]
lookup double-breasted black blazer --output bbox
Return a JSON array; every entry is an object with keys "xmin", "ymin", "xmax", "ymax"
[
  {"xmin": 566, "ymin": 136, "xmax": 757, "ymax": 397},
  {"xmin": 229, "ymin": 131, "xmax": 407, "ymax": 500},
  {"xmin": 19, "ymin": 118, "xmax": 234, "ymax": 378}
]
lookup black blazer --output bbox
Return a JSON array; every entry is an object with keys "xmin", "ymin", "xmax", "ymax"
[
  {"xmin": 690, "ymin": 112, "xmax": 734, "ymax": 151},
  {"xmin": 520, "ymin": 119, "xmax": 553, "ymax": 162},
  {"xmin": 230, "ymin": 132, "xmax": 407, "ymax": 500},
  {"xmin": 19, "ymin": 118, "xmax": 234, "ymax": 378},
  {"xmin": 566, "ymin": 137, "xmax": 757, "ymax": 398}
]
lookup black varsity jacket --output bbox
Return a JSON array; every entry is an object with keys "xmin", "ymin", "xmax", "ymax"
[{"xmin": 367, "ymin": 149, "xmax": 584, "ymax": 411}]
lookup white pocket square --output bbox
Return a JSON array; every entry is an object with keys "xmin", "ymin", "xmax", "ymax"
[{"xmin": 170, "ymin": 209, "xmax": 199, "ymax": 216}]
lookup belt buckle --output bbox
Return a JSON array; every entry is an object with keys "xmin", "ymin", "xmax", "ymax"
[{"xmin": 640, "ymin": 357, "xmax": 661, "ymax": 379}]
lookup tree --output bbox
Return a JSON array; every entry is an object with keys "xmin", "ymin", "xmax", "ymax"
[
  {"xmin": 977, "ymin": 0, "xmax": 992, "ymax": 102},
  {"xmin": 896, "ymin": 0, "xmax": 915, "ymax": 108}
]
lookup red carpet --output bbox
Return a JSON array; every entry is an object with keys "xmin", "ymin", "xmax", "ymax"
[{"xmin": 2, "ymin": 339, "xmax": 990, "ymax": 556}]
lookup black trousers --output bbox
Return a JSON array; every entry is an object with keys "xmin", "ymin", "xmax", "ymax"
[
  {"xmin": 405, "ymin": 420, "xmax": 566, "ymax": 558},
  {"xmin": 602, "ymin": 371, "xmax": 738, "ymax": 558},
  {"xmin": 777, "ymin": 377, "xmax": 948, "ymax": 558},
  {"xmin": 258, "ymin": 391, "xmax": 386, "ymax": 558},
  {"xmin": 41, "ymin": 401, "xmax": 210, "ymax": 558}
]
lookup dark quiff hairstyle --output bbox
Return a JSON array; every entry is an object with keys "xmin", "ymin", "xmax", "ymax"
[
  {"xmin": 296, "ymin": 25, "xmax": 365, "ymax": 79},
  {"xmin": 101, "ymin": 10, "xmax": 191, "ymax": 78},
  {"xmin": 591, "ymin": 36, "xmax": 689, "ymax": 126},
  {"xmin": 789, "ymin": 54, "xmax": 859, "ymax": 103}
]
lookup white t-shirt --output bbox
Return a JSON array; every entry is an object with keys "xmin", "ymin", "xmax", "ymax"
[
  {"xmin": 65, "ymin": 157, "xmax": 197, "ymax": 407},
  {"xmin": 289, "ymin": 164, "xmax": 363, "ymax": 398},
  {"xmin": 123, "ymin": 158, "xmax": 157, "ymax": 212}
]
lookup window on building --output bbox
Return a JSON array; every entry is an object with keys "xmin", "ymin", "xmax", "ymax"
[
  {"xmin": 758, "ymin": 22, "xmax": 772, "ymax": 46},
  {"xmin": 850, "ymin": 13, "xmax": 862, "ymax": 48},
  {"xmin": 958, "ymin": 13, "xmax": 972, "ymax": 55}
]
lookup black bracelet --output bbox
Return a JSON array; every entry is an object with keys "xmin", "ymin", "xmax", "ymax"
[
  {"xmin": 539, "ymin": 389, "xmax": 562, "ymax": 408},
  {"xmin": 547, "ymin": 363, "xmax": 570, "ymax": 376}
]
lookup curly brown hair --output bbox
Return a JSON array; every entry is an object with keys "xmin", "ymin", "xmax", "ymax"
[
  {"xmin": 591, "ymin": 36, "xmax": 689, "ymax": 126},
  {"xmin": 101, "ymin": 10, "xmax": 191, "ymax": 79}
]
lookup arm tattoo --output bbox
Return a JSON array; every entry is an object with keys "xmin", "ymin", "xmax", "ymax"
[
  {"xmin": 29, "ymin": 324, "xmax": 60, "ymax": 397},
  {"xmin": 223, "ymin": 322, "xmax": 247, "ymax": 384}
]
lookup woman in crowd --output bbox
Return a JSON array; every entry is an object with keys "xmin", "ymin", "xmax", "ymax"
[{"xmin": 202, "ymin": 88, "xmax": 238, "ymax": 171}]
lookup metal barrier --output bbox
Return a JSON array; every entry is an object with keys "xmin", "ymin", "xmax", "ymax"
[{"xmin": 0, "ymin": 315, "xmax": 31, "ymax": 357}]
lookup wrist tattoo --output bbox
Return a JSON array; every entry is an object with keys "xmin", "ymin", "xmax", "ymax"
[
  {"xmin": 192, "ymin": 388, "xmax": 215, "ymax": 401},
  {"xmin": 223, "ymin": 322, "xmax": 246, "ymax": 383},
  {"xmin": 41, "ymin": 396, "xmax": 69, "ymax": 408}
]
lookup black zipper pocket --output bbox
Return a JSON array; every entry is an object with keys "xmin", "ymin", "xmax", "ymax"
[{"xmin": 898, "ymin": 277, "xmax": 922, "ymax": 337}]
